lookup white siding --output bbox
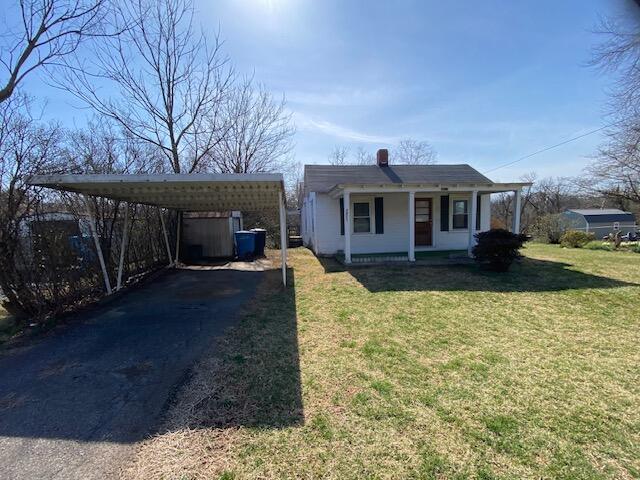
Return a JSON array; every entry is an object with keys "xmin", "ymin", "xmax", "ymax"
[{"xmin": 304, "ymin": 191, "xmax": 493, "ymax": 255}]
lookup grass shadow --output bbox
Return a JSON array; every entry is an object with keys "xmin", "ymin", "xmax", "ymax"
[{"xmin": 318, "ymin": 256, "xmax": 638, "ymax": 293}]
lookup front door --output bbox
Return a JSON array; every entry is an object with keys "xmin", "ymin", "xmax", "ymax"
[{"xmin": 415, "ymin": 198, "xmax": 433, "ymax": 246}]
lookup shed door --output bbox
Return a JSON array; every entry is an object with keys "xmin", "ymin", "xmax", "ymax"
[
  {"xmin": 415, "ymin": 198, "xmax": 433, "ymax": 246},
  {"xmin": 182, "ymin": 218, "xmax": 233, "ymax": 258}
]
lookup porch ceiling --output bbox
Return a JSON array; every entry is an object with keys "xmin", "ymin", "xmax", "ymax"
[{"xmin": 27, "ymin": 173, "xmax": 284, "ymax": 211}]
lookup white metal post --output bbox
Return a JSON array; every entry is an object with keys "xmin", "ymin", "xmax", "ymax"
[
  {"xmin": 175, "ymin": 211, "xmax": 181, "ymax": 264},
  {"xmin": 408, "ymin": 191, "xmax": 415, "ymax": 261},
  {"xmin": 84, "ymin": 195, "xmax": 112, "ymax": 295},
  {"xmin": 343, "ymin": 190, "xmax": 351, "ymax": 264},
  {"xmin": 158, "ymin": 207, "xmax": 173, "ymax": 266},
  {"xmin": 116, "ymin": 204, "xmax": 130, "ymax": 290},
  {"xmin": 468, "ymin": 190, "xmax": 478, "ymax": 257},
  {"xmin": 512, "ymin": 189, "xmax": 522, "ymax": 234},
  {"xmin": 279, "ymin": 191, "xmax": 288, "ymax": 286}
]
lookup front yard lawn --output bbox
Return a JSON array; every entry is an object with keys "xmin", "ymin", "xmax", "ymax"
[{"xmin": 124, "ymin": 244, "xmax": 640, "ymax": 480}]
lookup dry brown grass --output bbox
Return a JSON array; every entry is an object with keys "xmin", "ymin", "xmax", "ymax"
[{"xmin": 122, "ymin": 245, "xmax": 640, "ymax": 480}]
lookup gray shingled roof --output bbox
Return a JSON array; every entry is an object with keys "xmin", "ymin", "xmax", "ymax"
[
  {"xmin": 567, "ymin": 209, "xmax": 636, "ymax": 223},
  {"xmin": 304, "ymin": 164, "xmax": 494, "ymax": 193}
]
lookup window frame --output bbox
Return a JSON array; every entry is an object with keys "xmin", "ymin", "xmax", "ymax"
[
  {"xmin": 352, "ymin": 200, "xmax": 372, "ymax": 234},
  {"xmin": 451, "ymin": 198, "xmax": 469, "ymax": 230}
]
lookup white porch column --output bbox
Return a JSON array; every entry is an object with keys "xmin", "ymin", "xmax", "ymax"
[
  {"xmin": 343, "ymin": 190, "xmax": 351, "ymax": 264},
  {"xmin": 512, "ymin": 189, "xmax": 522, "ymax": 233},
  {"xmin": 116, "ymin": 204, "xmax": 130, "ymax": 291},
  {"xmin": 158, "ymin": 207, "xmax": 173, "ymax": 266},
  {"xmin": 408, "ymin": 191, "xmax": 415, "ymax": 261},
  {"xmin": 84, "ymin": 195, "xmax": 112, "ymax": 295},
  {"xmin": 279, "ymin": 190, "xmax": 288, "ymax": 286},
  {"xmin": 468, "ymin": 190, "xmax": 478, "ymax": 257}
]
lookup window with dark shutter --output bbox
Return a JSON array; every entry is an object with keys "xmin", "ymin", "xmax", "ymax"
[
  {"xmin": 476, "ymin": 195, "xmax": 481, "ymax": 230},
  {"xmin": 339, "ymin": 197, "xmax": 344, "ymax": 235},
  {"xmin": 375, "ymin": 197, "xmax": 384, "ymax": 234},
  {"xmin": 440, "ymin": 195, "xmax": 449, "ymax": 231}
]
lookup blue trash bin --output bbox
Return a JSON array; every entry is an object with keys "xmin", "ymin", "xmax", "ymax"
[
  {"xmin": 234, "ymin": 231, "xmax": 256, "ymax": 260},
  {"xmin": 250, "ymin": 228, "xmax": 266, "ymax": 257}
]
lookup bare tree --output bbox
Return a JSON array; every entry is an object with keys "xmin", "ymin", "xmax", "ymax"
[
  {"xmin": 207, "ymin": 78, "xmax": 294, "ymax": 173},
  {"xmin": 0, "ymin": 0, "xmax": 114, "ymax": 103},
  {"xmin": 327, "ymin": 146, "xmax": 349, "ymax": 166},
  {"xmin": 394, "ymin": 138, "xmax": 437, "ymax": 165},
  {"xmin": 353, "ymin": 146, "xmax": 375, "ymax": 165},
  {"xmin": 0, "ymin": 93, "xmax": 64, "ymax": 314},
  {"xmin": 64, "ymin": 0, "xmax": 232, "ymax": 173},
  {"xmin": 587, "ymin": 12, "xmax": 640, "ymax": 207}
]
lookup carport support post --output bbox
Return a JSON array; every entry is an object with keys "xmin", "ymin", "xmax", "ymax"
[
  {"xmin": 468, "ymin": 190, "xmax": 478, "ymax": 258},
  {"xmin": 158, "ymin": 208, "xmax": 173, "ymax": 266},
  {"xmin": 83, "ymin": 195, "xmax": 112, "ymax": 295},
  {"xmin": 116, "ymin": 204, "xmax": 130, "ymax": 290},
  {"xmin": 279, "ymin": 190, "xmax": 288, "ymax": 286},
  {"xmin": 175, "ymin": 211, "xmax": 181, "ymax": 264}
]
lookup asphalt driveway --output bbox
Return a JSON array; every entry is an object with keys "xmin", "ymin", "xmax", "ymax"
[{"xmin": 0, "ymin": 268, "xmax": 263, "ymax": 480}]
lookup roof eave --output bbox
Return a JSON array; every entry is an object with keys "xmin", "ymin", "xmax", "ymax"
[{"xmin": 327, "ymin": 182, "xmax": 532, "ymax": 197}]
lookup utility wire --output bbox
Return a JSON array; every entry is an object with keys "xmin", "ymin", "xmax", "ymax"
[{"xmin": 483, "ymin": 122, "xmax": 619, "ymax": 174}]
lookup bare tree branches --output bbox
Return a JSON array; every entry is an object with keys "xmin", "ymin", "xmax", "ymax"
[
  {"xmin": 394, "ymin": 138, "xmax": 437, "ymax": 165},
  {"xmin": 586, "ymin": 13, "xmax": 640, "ymax": 208},
  {"xmin": 327, "ymin": 146, "xmax": 349, "ymax": 166},
  {"xmin": 0, "ymin": 0, "xmax": 114, "ymax": 103},
  {"xmin": 63, "ymin": 0, "xmax": 233, "ymax": 173},
  {"xmin": 206, "ymin": 77, "xmax": 294, "ymax": 174}
]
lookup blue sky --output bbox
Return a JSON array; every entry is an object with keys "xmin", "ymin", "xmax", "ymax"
[{"xmin": 15, "ymin": 0, "xmax": 635, "ymax": 181}]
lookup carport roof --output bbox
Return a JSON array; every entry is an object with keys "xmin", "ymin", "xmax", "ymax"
[{"xmin": 28, "ymin": 173, "xmax": 284, "ymax": 211}]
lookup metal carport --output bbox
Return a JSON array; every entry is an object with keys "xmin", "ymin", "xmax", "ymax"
[{"xmin": 28, "ymin": 173, "xmax": 288, "ymax": 288}]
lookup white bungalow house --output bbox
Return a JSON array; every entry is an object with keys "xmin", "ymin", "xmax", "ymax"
[{"xmin": 300, "ymin": 149, "xmax": 530, "ymax": 263}]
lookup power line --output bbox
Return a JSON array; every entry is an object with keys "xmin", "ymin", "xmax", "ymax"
[{"xmin": 483, "ymin": 122, "xmax": 618, "ymax": 174}]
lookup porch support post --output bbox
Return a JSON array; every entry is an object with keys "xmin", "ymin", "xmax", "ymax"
[
  {"xmin": 84, "ymin": 195, "xmax": 112, "ymax": 295},
  {"xmin": 468, "ymin": 190, "xmax": 478, "ymax": 257},
  {"xmin": 408, "ymin": 191, "xmax": 415, "ymax": 262},
  {"xmin": 116, "ymin": 203, "xmax": 130, "ymax": 291},
  {"xmin": 175, "ymin": 211, "xmax": 182, "ymax": 264},
  {"xmin": 158, "ymin": 207, "xmax": 173, "ymax": 266},
  {"xmin": 279, "ymin": 190, "xmax": 288, "ymax": 286},
  {"xmin": 343, "ymin": 189, "xmax": 351, "ymax": 264},
  {"xmin": 512, "ymin": 189, "xmax": 522, "ymax": 233}
]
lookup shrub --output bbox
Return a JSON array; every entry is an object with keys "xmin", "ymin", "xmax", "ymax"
[
  {"xmin": 584, "ymin": 241, "xmax": 613, "ymax": 251},
  {"xmin": 560, "ymin": 230, "xmax": 595, "ymax": 248},
  {"xmin": 531, "ymin": 214, "xmax": 565, "ymax": 244},
  {"xmin": 472, "ymin": 229, "xmax": 529, "ymax": 272}
]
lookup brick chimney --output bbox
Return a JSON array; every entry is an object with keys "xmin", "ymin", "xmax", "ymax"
[{"xmin": 376, "ymin": 148, "xmax": 389, "ymax": 167}]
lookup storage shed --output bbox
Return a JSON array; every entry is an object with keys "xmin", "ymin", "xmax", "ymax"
[{"xmin": 561, "ymin": 209, "xmax": 637, "ymax": 238}]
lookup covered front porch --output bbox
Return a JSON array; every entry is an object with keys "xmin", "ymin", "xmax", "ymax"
[{"xmin": 330, "ymin": 182, "xmax": 529, "ymax": 264}]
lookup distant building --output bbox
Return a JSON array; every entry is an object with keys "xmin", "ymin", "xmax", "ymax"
[{"xmin": 561, "ymin": 209, "xmax": 637, "ymax": 238}]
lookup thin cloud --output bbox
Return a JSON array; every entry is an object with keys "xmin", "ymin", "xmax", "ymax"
[{"xmin": 293, "ymin": 111, "xmax": 401, "ymax": 144}]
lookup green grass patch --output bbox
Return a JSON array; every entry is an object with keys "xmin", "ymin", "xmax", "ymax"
[{"xmin": 125, "ymin": 244, "xmax": 640, "ymax": 480}]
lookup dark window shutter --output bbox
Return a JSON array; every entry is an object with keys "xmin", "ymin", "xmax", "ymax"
[
  {"xmin": 476, "ymin": 194, "xmax": 481, "ymax": 230},
  {"xmin": 375, "ymin": 197, "xmax": 384, "ymax": 234},
  {"xmin": 339, "ymin": 197, "xmax": 344, "ymax": 235},
  {"xmin": 440, "ymin": 195, "xmax": 449, "ymax": 231}
]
